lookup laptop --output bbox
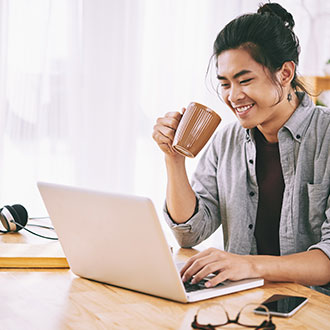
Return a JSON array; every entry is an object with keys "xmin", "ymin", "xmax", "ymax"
[{"xmin": 37, "ymin": 181, "xmax": 264, "ymax": 303}]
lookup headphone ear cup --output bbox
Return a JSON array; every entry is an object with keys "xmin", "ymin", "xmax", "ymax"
[
  {"xmin": 6, "ymin": 204, "xmax": 28, "ymax": 232},
  {"xmin": 0, "ymin": 207, "xmax": 10, "ymax": 231}
]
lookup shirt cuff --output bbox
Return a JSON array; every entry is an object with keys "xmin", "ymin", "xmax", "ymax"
[
  {"xmin": 308, "ymin": 241, "xmax": 330, "ymax": 260},
  {"xmin": 162, "ymin": 196, "xmax": 205, "ymax": 247},
  {"xmin": 308, "ymin": 242, "xmax": 330, "ymax": 294}
]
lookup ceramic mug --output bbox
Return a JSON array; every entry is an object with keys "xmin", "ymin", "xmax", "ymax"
[{"xmin": 172, "ymin": 102, "xmax": 221, "ymax": 158}]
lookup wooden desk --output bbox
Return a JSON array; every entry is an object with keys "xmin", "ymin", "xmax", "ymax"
[
  {"xmin": 1, "ymin": 223, "xmax": 330, "ymax": 329},
  {"xmin": 0, "ymin": 252, "xmax": 329, "ymax": 329}
]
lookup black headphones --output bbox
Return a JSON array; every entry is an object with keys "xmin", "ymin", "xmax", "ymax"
[{"xmin": 0, "ymin": 204, "xmax": 58, "ymax": 240}]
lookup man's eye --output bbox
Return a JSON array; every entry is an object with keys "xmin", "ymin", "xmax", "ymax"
[
  {"xmin": 240, "ymin": 78, "xmax": 253, "ymax": 84},
  {"xmin": 220, "ymin": 83, "xmax": 230, "ymax": 88}
]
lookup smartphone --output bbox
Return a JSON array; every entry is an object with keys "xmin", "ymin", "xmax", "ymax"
[{"xmin": 254, "ymin": 294, "xmax": 308, "ymax": 317}]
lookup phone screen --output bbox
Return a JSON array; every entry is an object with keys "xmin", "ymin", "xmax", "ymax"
[{"xmin": 254, "ymin": 294, "xmax": 308, "ymax": 317}]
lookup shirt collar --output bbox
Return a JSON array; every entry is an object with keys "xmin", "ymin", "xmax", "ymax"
[{"xmin": 282, "ymin": 92, "xmax": 315, "ymax": 142}]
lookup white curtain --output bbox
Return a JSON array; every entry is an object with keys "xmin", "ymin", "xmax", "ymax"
[
  {"xmin": 0, "ymin": 0, "xmax": 329, "ymax": 244},
  {"xmin": 0, "ymin": 0, "xmax": 83, "ymax": 215}
]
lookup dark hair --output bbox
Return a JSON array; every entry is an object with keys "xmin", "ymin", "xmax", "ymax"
[{"xmin": 212, "ymin": 2, "xmax": 309, "ymax": 98}]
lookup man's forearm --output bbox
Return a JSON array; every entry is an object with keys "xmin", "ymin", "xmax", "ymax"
[
  {"xmin": 165, "ymin": 155, "xmax": 196, "ymax": 223},
  {"xmin": 250, "ymin": 249, "xmax": 330, "ymax": 286}
]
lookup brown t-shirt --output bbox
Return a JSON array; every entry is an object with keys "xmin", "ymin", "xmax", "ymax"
[{"xmin": 254, "ymin": 128, "xmax": 285, "ymax": 256}]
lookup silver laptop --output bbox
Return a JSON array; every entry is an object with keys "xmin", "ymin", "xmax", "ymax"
[{"xmin": 37, "ymin": 181, "xmax": 264, "ymax": 303}]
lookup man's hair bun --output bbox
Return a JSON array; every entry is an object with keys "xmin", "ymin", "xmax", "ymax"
[{"xmin": 257, "ymin": 2, "xmax": 295, "ymax": 30}]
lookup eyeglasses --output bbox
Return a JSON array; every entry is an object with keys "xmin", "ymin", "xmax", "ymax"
[{"xmin": 191, "ymin": 302, "xmax": 276, "ymax": 329}]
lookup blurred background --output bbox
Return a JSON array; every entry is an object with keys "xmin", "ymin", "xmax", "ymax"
[{"xmin": 0, "ymin": 0, "xmax": 329, "ymax": 246}]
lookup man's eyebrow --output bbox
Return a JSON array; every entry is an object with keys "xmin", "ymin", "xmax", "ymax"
[{"xmin": 217, "ymin": 69, "xmax": 252, "ymax": 80}]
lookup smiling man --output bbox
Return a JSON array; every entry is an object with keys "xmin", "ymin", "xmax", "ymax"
[{"xmin": 152, "ymin": 2, "xmax": 330, "ymax": 294}]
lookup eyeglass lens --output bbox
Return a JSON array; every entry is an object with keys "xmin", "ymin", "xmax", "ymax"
[{"xmin": 193, "ymin": 303, "xmax": 275, "ymax": 329}]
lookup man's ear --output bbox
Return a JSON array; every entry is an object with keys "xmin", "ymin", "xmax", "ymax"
[{"xmin": 277, "ymin": 61, "xmax": 296, "ymax": 87}]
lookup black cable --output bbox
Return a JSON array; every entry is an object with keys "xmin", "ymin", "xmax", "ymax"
[
  {"xmin": 14, "ymin": 221, "xmax": 58, "ymax": 240},
  {"xmin": 27, "ymin": 216, "xmax": 55, "ymax": 231},
  {"xmin": 27, "ymin": 224, "xmax": 55, "ymax": 230}
]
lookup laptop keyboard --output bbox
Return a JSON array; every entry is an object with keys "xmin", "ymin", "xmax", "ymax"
[
  {"xmin": 176, "ymin": 263, "xmax": 225, "ymax": 293},
  {"xmin": 184, "ymin": 278, "xmax": 225, "ymax": 292}
]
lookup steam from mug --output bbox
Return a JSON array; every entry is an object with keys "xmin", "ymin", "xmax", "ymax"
[{"xmin": 172, "ymin": 102, "xmax": 221, "ymax": 158}]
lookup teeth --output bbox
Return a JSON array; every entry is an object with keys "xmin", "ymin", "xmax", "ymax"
[{"xmin": 236, "ymin": 104, "xmax": 253, "ymax": 112}]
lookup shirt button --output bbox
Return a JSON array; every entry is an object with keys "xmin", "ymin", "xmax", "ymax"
[
  {"xmin": 249, "ymin": 159, "xmax": 254, "ymax": 164},
  {"xmin": 249, "ymin": 192, "xmax": 255, "ymax": 197},
  {"xmin": 248, "ymin": 224, "xmax": 253, "ymax": 229},
  {"xmin": 296, "ymin": 134, "xmax": 301, "ymax": 139}
]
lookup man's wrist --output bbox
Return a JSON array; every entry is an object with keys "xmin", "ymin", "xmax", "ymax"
[{"xmin": 247, "ymin": 255, "xmax": 268, "ymax": 279}]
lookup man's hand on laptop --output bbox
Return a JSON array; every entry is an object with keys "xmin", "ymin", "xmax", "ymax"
[{"xmin": 180, "ymin": 248, "xmax": 255, "ymax": 287}]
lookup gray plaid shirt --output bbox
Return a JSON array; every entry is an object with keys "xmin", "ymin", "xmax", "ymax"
[{"xmin": 164, "ymin": 93, "xmax": 330, "ymax": 292}]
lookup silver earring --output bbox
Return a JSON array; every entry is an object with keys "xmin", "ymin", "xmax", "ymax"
[{"xmin": 287, "ymin": 92, "xmax": 292, "ymax": 102}]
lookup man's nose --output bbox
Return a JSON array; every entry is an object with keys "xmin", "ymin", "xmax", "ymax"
[{"xmin": 228, "ymin": 85, "xmax": 244, "ymax": 103}]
